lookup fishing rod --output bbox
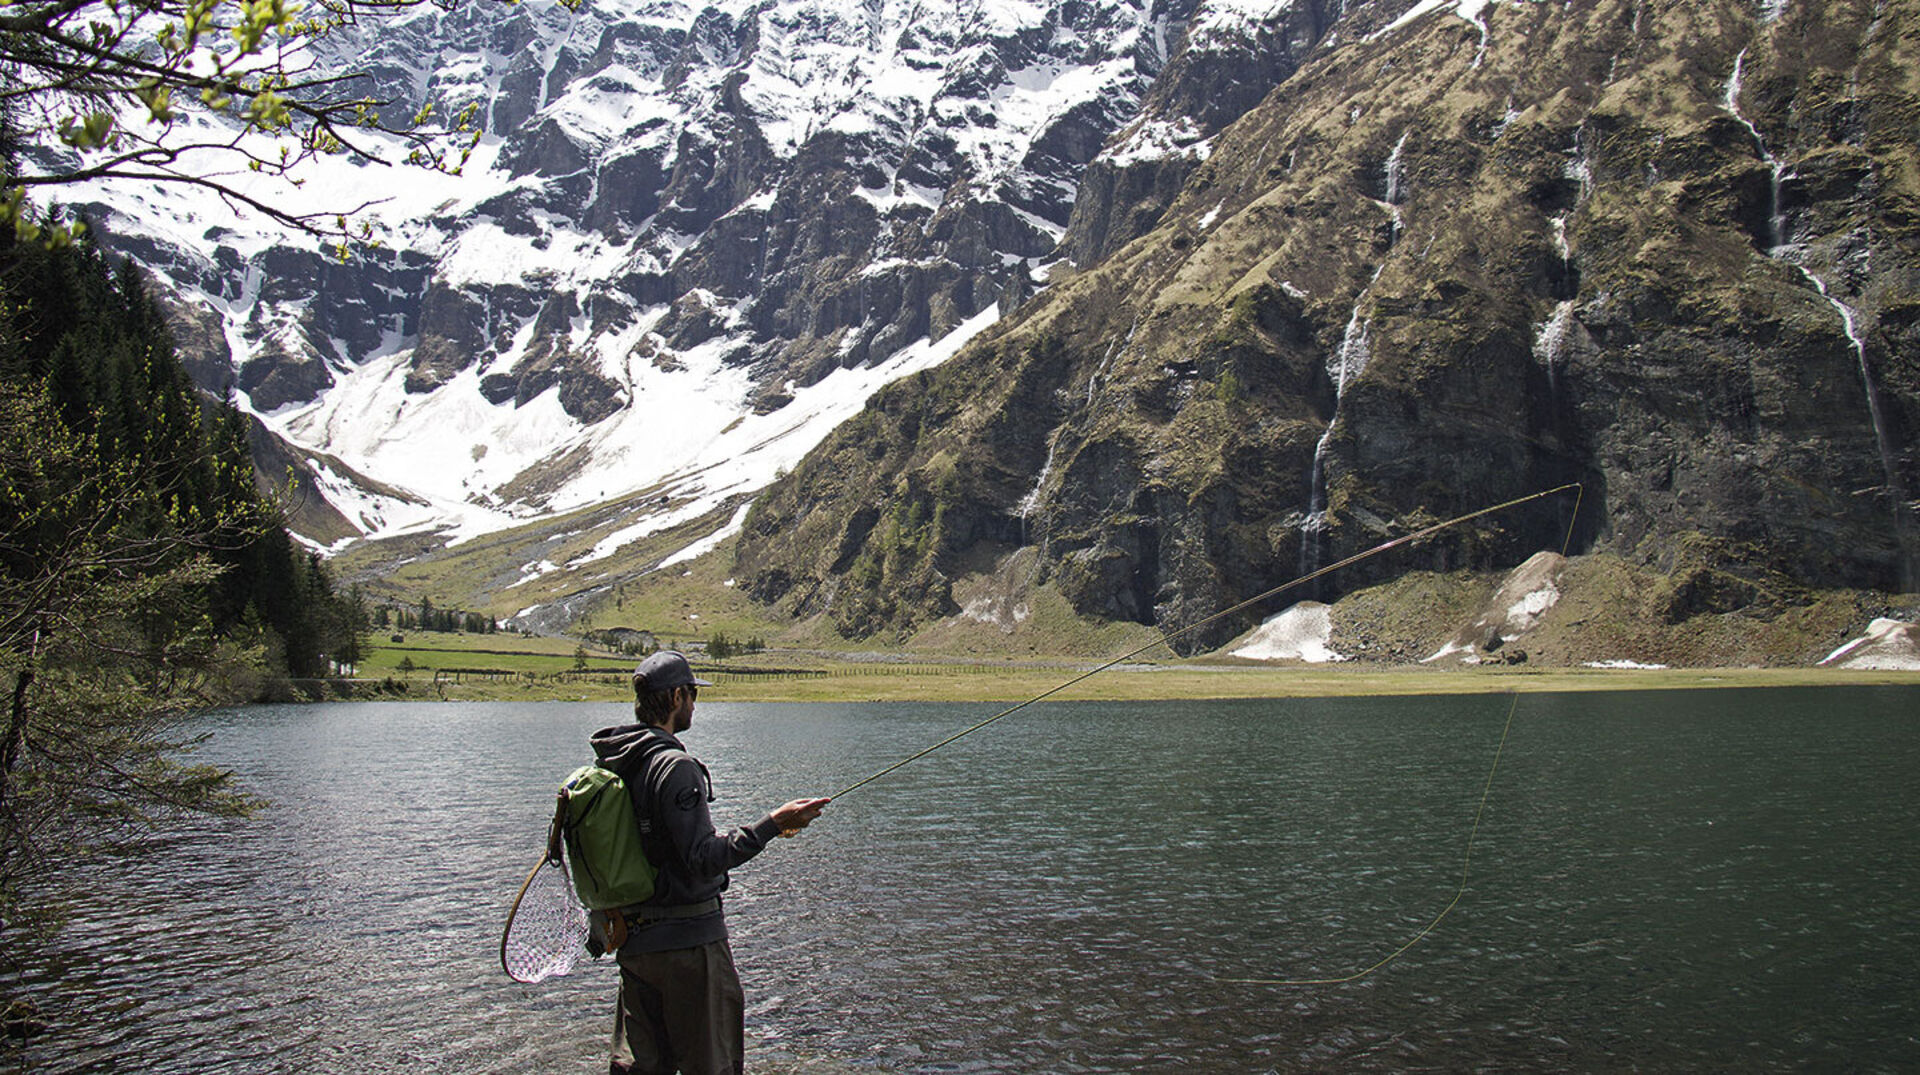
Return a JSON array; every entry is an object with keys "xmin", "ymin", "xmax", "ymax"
[{"xmin": 829, "ymin": 481, "xmax": 1585, "ymax": 801}]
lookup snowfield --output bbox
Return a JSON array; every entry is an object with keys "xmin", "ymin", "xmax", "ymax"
[{"xmin": 55, "ymin": 0, "xmax": 1194, "ymax": 559}]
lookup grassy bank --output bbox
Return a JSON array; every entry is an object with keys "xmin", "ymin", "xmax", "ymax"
[{"xmin": 336, "ymin": 632, "xmax": 1919, "ymax": 702}]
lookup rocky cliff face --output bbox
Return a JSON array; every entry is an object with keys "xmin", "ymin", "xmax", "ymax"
[
  {"xmin": 80, "ymin": 0, "xmax": 1284, "ymax": 556},
  {"xmin": 735, "ymin": 0, "xmax": 1920, "ymax": 651}
]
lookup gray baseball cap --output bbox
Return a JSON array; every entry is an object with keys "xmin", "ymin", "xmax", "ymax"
[{"xmin": 632, "ymin": 649, "xmax": 713, "ymax": 692}]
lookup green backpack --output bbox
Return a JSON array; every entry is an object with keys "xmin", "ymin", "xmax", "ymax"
[{"xmin": 555, "ymin": 764, "xmax": 656, "ymax": 910}]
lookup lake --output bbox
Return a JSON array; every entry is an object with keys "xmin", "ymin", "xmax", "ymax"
[{"xmin": 3, "ymin": 687, "xmax": 1917, "ymax": 1072}]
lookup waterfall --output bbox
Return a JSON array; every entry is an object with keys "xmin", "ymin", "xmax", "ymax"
[
  {"xmin": 1383, "ymin": 131, "xmax": 1409, "ymax": 206},
  {"xmin": 1381, "ymin": 131, "xmax": 1410, "ymax": 244},
  {"xmin": 1534, "ymin": 299, "xmax": 1576, "ymax": 374},
  {"xmin": 1297, "ymin": 121, "xmax": 1409, "ymax": 583},
  {"xmin": 1725, "ymin": 42, "xmax": 1911, "ymax": 581},
  {"xmin": 1538, "ymin": 125, "xmax": 1589, "ymax": 413},
  {"xmin": 1296, "ymin": 136, "xmax": 1410, "ymax": 583},
  {"xmin": 1722, "ymin": 48, "xmax": 1757, "ymax": 136},
  {"xmin": 1328, "ymin": 296, "xmax": 1374, "ymax": 393},
  {"xmin": 1087, "ymin": 317, "xmax": 1138, "ymax": 408},
  {"xmin": 1492, "ymin": 97, "xmax": 1521, "ymax": 140},
  {"xmin": 1299, "ymin": 424, "xmax": 1335, "ymax": 582},
  {"xmin": 1458, "ymin": 0, "xmax": 1491, "ymax": 68},
  {"xmin": 1018, "ymin": 433, "xmax": 1061, "ymax": 521},
  {"xmin": 1300, "ymin": 278, "xmax": 1380, "ymax": 582},
  {"xmin": 1800, "ymin": 267, "xmax": 1909, "ymax": 554},
  {"xmin": 1566, "ymin": 130, "xmax": 1594, "ymax": 202},
  {"xmin": 1549, "ymin": 207, "xmax": 1580, "ymax": 300},
  {"xmin": 1723, "ymin": 48, "xmax": 1791, "ymax": 250}
]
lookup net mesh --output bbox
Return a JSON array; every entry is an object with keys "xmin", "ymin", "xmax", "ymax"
[{"xmin": 501, "ymin": 856, "xmax": 588, "ymax": 984}]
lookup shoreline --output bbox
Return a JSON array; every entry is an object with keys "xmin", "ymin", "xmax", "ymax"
[{"xmin": 293, "ymin": 663, "xmax": 1920, "ymax": 704}]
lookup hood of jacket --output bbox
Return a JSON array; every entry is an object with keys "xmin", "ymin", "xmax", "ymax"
[{"xmin": 588, "ymin": 721, "xmax": 680, "ymax": 777}]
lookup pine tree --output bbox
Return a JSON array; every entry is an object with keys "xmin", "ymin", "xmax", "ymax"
[{"xmin": 0, "ymin": 229, "xmax": 369, "ymax": 940}]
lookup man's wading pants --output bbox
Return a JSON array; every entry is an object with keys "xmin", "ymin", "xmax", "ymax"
[{"xmin": 609, "ymin": 939, "xmax": 744, "ymax": 1075}]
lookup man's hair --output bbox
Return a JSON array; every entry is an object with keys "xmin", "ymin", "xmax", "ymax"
[{"xmin": 633, "ymin": 680, "xmax": 683, "ymax": 725}]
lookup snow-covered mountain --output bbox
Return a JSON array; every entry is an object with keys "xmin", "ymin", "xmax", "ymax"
[
  {"xmin": 75, "ymin": 0, "xmax": 1304, "ymax": 567},
  {"xmin": 67, "ymin": 0, "xmax": 1916, "ymax": 657}
]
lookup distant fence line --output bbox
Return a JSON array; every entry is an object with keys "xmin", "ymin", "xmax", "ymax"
[
  {"xmin": 415, "ymin": 666, "xmax": 836, "ymax": 686},
  {"xmin": 812, "ymin": 663, "xmax": 1019, "ymax": 677},
  {"xmin": 393, "ymin": 663, "xmax": 1028, "ymax": 686}
]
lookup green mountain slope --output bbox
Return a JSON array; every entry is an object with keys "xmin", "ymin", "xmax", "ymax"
[{"xmin": 735, "ymin": 0, "xmax": 1919, "ymax": 654}]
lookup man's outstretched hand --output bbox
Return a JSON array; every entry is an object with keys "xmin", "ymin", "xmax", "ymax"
[{"xmin": 772, "ymin": 797, "xmax": 831, "ymax": 836}]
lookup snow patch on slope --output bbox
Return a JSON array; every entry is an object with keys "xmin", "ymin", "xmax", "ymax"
[
  {"xmin": 565, "ymin": 306, "xmax": 1003, "ymax": 565},
  {"xmin": 1104, "ymin": 116, "xmax": 1213, "ymax": 167},
  {"xmin": 1820, "ymin": 618, "xmax": 1920, "ymax": 670},
  {"xmin": 1188, "ymin": 0, "xmax": 1301, "ymax": 49},
  {"xmin": 1373, "ymin": 0, "xmax": 1502, "ymax": 49},
  {"xmin": 1231, "ymin": 602, "xmax": 1348, "ymax": 663},
  {"xmin": 1423, "ymin": 551, "xmax": 1565, "ymax": 663}
]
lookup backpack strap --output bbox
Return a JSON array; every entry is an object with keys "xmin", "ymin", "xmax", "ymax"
[
  {"xmin": 545, "ymin": 787, "xmax": 567, "ymax": 867},
  {"xmin": 606, "ymin": 736, "xmax": 679, "ymax": 871}
]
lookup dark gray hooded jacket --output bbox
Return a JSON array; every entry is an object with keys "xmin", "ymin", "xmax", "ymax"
[{"xmin": 588, "ymin": 721, "xmax": 783, "ymax": 953}]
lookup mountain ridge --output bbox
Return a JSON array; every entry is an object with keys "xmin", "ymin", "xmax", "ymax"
[{"xmin": 60, "ymin": 0, "xmax": 1920, "ymax": 661}]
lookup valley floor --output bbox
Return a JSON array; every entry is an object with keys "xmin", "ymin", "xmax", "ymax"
[{"xmin": 318, "ymin": 659, "xmax": 1919, "ymax": 705}]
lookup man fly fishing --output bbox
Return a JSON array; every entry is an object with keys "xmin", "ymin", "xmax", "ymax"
[{"xmin": 590, "ymin": 649, "xmax": 830, "ymax": 1075}]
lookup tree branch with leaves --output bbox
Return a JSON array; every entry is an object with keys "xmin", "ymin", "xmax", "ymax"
[
  {"xmin": 0, "ymin": 232, "xmax": 378, "ymax": 948},
  {"xmin": 0, "ymin": 0, "xmax": 568, "ymax": 249},
  {"xmin": 0, "ymin": 381, "xmax": 264, "ymax": 939}
]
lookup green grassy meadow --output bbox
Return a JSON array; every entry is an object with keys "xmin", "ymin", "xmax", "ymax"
[
  {"xmin": 344, "ymin": 629, "xmax": 1919, "ymax": 704},
  {"xmin": 356, "ymin": 630, "xmax": 628, "ymax": 675}
]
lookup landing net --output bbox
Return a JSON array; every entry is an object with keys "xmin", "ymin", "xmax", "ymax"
[{"xmin": 500, "ymin": 853, "xmax": 588, "ymax": 984}]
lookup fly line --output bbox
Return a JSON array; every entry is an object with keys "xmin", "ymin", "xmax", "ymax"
[
  {"xmin": 830, "ymin": 482, "xmax": 1584, "ymax": 801},
  {"xmin": 828, "ymin": 482, "xmax": 1585, "ymax": 986}
]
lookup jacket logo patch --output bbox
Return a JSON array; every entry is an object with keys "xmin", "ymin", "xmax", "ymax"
[{"xmin": 674, "ymin": 785, "xmax": 703, "ymax": 811}]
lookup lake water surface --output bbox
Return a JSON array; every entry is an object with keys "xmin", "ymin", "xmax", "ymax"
[{"xmin": 3, "ymin": 687, "xmax": 1917, "ymax": 1072}]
